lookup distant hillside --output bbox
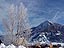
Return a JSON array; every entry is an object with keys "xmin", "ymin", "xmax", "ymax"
[{"xmin": 30, "ymin": 21, "xmax": 64, "ymax": 43}]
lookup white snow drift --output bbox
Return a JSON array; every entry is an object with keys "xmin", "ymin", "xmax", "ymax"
[{"xmin": 0, "ymin": 43, "xmax": 26, "ymax": 48}]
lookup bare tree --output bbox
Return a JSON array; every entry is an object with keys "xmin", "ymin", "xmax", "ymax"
[
  {"xmin": 15, "ymin": 3, "xmax": 31, "ymax": 46},
  {"xmin": 3, "ymin": 4, "xmax": 16, "ymax": 45},
  {"xmin": 2, "ymin": 3, "xmax": 31, "ymax": 45}
]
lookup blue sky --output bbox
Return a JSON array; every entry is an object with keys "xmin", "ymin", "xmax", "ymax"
[{"xmin": 0, "ymin": 0, "xmax": 64, "ymax": 33}]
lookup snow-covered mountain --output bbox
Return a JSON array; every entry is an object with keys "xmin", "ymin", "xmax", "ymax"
[{"xmin": 30, "ymin": 21, "xmax": 64, "ymax": 43}]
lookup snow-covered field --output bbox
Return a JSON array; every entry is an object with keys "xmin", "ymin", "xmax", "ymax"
[
  {"xmin": 52, "ymin": 42, "xmax": 64, "ymax": 46},
  {"xmin": 0, "ymin": 43, "xmax": 64, "ymax": 48},
  {"xmin": 0, "ymin": 43, "xmax": 26, "ymax": 48}
]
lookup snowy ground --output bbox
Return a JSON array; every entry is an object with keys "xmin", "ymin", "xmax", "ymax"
[
  {"xmin": 52, "ymin": 42, "xmax": 64, "ymax": 46},
  {"xmin": 0, "ymin": 43, "xmax": 64, "ymax": 48},
  {"xmin": 0, "ymin": 43, "xmax": 26, "ymax": 48}
]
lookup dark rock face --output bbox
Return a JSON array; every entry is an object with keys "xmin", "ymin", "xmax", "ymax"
[
  {"xmin": 0, "ymin": 40, "xmax": 2, "ymax": 44},
  {"xmin": 30, "ymin": 21, "xmax": 64, "ymax": 43}
]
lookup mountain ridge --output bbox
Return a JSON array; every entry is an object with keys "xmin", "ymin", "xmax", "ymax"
[{"xmin": 30, "ymin": 20, "xmax": 64, "ymax": 43}]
